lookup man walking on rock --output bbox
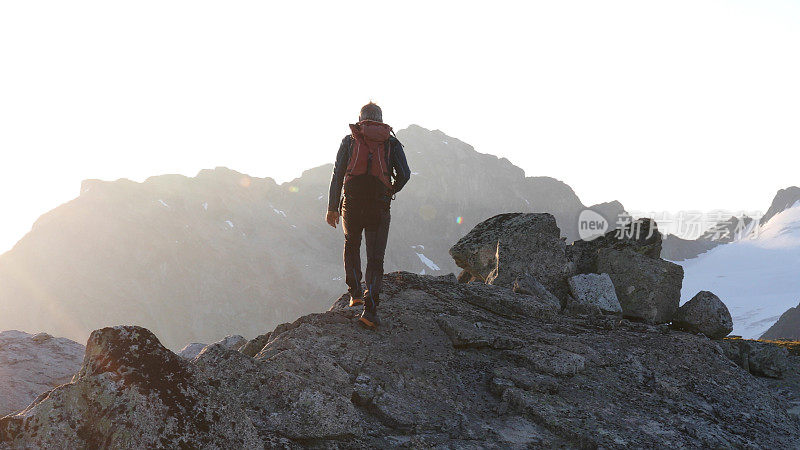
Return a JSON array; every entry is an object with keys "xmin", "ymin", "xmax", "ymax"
[{"xmin": 326, "ymin": 102, "xmax": 411, "ymax": 329}]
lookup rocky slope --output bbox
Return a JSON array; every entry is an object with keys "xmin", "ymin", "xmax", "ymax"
[
  {"xmin": 2, "ymin": 272, "xmax": 798, "ymax": 448},
  {"xmin": 762, "ymin": 303, "xmax": 800, "ymax": 340},
  {"xmin": 0, "ymin": 125, "xmax": 623, "ymax": 350},
  {"xmin": 0, "ymin": 330, "xmax": 84, "ymax": 417}
]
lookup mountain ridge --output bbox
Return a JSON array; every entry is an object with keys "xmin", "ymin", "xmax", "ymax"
[{"xmin": 0, "ymin": 124, "xmax": 625, "ymax": 350}]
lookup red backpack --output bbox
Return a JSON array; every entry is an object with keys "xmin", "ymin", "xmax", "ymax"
[{"xmin": 346, "ymin": 120, "xmax": 393, "ymax": 189}]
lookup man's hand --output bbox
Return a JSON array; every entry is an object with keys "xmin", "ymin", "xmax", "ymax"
[{"xmin": 326, "ymin": 211, "xmax": 340, "ymax": 228}]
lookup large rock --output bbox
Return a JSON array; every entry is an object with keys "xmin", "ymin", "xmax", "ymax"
[
  {"xmin": 2, "ymin": 273, "xmax": 798, "ymax": 448},
  {"xmin": 449, "ymin": 213, "xmax": 569, "ymax": 299},
  {"xmin": 0, "ymin": 331, "xmax": 84, "ymax": 417},
  {"xmin": 568, "ymin": 218, "xmax": 662, "ymax": 274},
  {"xmin": 721, "ymin": 339, "xmax": 790, "ymax": 379},
  {"xmin": 673, "ymin": 291, "xmax": 733, "ymax": 339},
  {"xmin": 597, "ymin": 248, "xmax": 684, "ymax": 324},
  {"xmin": 567, "ymin": 273, "xmax": 622, "ymax": 314},
  {"xmin": 0, "ymin": 326, "xmax": 262, "ymax": 448},
  {"xmin": 761, "ymin": 302, "xmax": 800, "ymax": 340}
]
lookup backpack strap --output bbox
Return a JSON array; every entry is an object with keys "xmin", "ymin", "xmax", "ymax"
[
  {"xmin": 344, "ymin": 135, "xmax": 357, "ymax": 176},
  {"xmin": 384, "ymin": 140, "xmax": 392, "ymax": 177}
]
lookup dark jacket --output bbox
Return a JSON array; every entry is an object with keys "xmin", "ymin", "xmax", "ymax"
[{"xmin": 328, "ymin": 134, "xmax": 410, "ymax": 212}]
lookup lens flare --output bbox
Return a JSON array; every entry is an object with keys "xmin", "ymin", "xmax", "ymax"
[{"xmin": 456, "ymin": 216, "xmax": 463, "ymax": 224}]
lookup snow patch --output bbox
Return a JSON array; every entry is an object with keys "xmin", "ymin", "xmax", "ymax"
[
  {"xmin": 202, "ymin": 202, "xmax": 208, "ymax": 211},
  {"xmin": 416, "ymin": 253, "xmax": 440, "ymax": 271}
]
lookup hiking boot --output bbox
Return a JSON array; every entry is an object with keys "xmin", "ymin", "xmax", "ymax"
[
  {"xmin": 359, "ymin": 308, "xmax": 380, "ymax": 329},
  {"xmin": 349, "ymin": 294, "xmax": 364, "ymax": 307}
]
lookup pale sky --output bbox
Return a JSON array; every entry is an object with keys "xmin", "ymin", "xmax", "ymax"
[{"xmin": 1, "ymin": 1, "xmax": 798, "ymax": 252}]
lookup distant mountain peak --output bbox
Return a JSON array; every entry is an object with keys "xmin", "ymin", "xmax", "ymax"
[{"xmin": 761, "ymin": 186, "xmax": 800, "ymax": 225}]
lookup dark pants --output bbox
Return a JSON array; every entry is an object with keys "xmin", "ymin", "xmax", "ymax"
[{"xmin": 342, "ymin": 197, "xmax": 391, "ymax": 312}]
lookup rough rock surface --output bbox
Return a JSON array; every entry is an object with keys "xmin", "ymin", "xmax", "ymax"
[
  {"xmin": 721, "ymin": 338, "xmax": 791, "ymax": 379},
  {"xmin": 567, "ymin": 273, "xmax": 622, "ymax": 314},
  {"xmin": 511, "ymin": 273, "xmax": 562, "ymax": 309},
  {"xmin": 3, "ymin": 273, "xmax": 798, "ymax": 448},
  {"xmin": 0, "ymin": 326, "xmax": 263, "ymax": 448},
  {"xmin": 673, "ymin": 291, "xmax": 733, "ymax": 339},
  {"xmin": 449, "ymin": 213, "xmax": 569, "ymax": 299},
  {"xmin": 456, "ymin": 269, "xmax": 474, "ymax": 283},
  {"xmin": 597, "ymin": 248, "xmax": 684, "ymax": 324},
  {"xmin": 0, "ymin": 331, "xmax": 84, "ymax": 417},
  {"xmin": 762, "ymin": 302, "xmax": 800, "ymax": 340}
]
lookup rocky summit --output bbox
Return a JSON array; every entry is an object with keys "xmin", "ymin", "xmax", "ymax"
[
  {"xmin": 2, "ymin": 271, "xmax": 799, "ymax": 448},
  {"xmin": 2, "ymin": 212, "xmax": 799, "ymax": 448}
]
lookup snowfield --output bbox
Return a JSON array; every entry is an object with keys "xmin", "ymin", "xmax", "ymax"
[{"xmin": 678, "ymin": 203, "xmax": 800, "ymax": 338}]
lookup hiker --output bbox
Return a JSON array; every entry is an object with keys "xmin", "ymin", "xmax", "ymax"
[{"xmin": 326, "ymin": 102, "xmax": 411, "ymax": 329}]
